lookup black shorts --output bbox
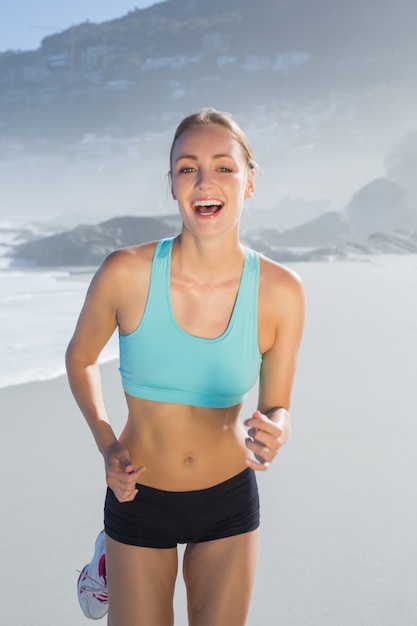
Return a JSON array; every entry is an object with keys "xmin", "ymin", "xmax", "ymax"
[{"xmin": 104, "ymin": 468, "xmax": 260, "ymax": 549}]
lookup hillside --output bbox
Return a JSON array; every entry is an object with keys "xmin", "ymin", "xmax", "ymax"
[
  {"xmin": 0, "ymin": 0, "xmax": 416, "ymax": 226},
  {"xmin": 1, "ymin": 0, "xmax": 416, "ymax": 145}
]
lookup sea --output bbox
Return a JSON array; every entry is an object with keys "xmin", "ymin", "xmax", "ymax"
[{"xmin": 0, "ymin": 220, "xmax": 118, "ymax": 389}]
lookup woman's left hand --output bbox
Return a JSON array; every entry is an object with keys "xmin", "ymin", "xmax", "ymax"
[{"xmin": 244, "ymin": 409, "xmax": 290, "ymax": 471}]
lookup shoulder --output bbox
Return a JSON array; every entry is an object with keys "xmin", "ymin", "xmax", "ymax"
[
  {"xmin": 103, "ymin": 240, "xmax": 158, "ymax": 270},
  {"xmin": 86, "ymin": 240, "xmax": 159, "ymax": 301},
  {"xmin": 257, "ymin": 254, "xmax": 305, "ymax": 354},
  {"xmin": 95, "ymin": 241, "xmax": 158, "ymax": 281},
  {"xmin": 259, "ymin": 254, "xmax": 304, "ymax": 307}
]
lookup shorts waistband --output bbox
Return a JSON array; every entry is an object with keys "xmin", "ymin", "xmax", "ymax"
[{"xmin": 134, "ymin": 467, "xmax": 254, "ymax": 500}]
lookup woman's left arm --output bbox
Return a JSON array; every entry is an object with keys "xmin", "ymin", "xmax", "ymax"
[{"xmin": 245, "ymin": 264, "xmax": 305, "ymax": 470}]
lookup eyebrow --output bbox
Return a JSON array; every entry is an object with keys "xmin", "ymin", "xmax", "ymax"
[{"xmin": 175, "ymin": 153, "xmax": 234, "ymax": 163}]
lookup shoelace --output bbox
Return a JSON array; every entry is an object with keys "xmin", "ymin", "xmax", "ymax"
[{"xmin": 77, "ymin": 570, "xmax": 108, "ymax": 602}]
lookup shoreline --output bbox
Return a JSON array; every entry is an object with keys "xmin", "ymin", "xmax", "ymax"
[{"xmin": 0, "ymin": 355, "xmax": 119, "ymax": 392}]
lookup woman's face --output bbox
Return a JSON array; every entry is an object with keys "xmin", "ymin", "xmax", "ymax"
[{"xmin": 170, "ymin": 124, "xmax": 254, "ymax": 238}]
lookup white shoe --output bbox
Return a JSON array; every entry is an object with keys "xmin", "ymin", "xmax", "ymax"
[{"xmin": 77, "ymin": 530, "xmax": 108, "ymax": 619}]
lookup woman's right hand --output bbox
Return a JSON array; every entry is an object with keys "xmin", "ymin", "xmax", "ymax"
[{"xmin": 103, "ymin": 441, "xmax": 146, "ymax": 502}]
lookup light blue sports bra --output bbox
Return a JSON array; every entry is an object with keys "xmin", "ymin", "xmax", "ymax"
[{"xmin": 119, "ymin": 237, "xmax": 262, "ymax": 408}]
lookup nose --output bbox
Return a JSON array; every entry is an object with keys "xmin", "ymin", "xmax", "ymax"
[{"xmin": 194, "ymin": 167, "xmax": 213, "ymax": 189}]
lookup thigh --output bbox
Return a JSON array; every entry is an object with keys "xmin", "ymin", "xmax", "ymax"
[
  {"xmin": 106, "ymin": 535, "xmax": 178, "ymax": 626},
  {"xmin": 183, "ymin": 529, "xmax": 259, "ymax": 626}
]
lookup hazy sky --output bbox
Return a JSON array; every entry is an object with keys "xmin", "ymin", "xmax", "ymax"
[{"xmin": 2, "ymin": 0, "xmax": 157, "ymax": 52}]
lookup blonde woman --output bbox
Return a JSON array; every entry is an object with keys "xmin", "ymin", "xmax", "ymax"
[{"xmin": 66, "ymin": 108, "xmax": 305, "ymax": 626}]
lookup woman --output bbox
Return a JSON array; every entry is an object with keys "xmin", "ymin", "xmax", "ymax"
[{"xmin": 66, "ymin": 108, "xmax": 305, "ymax": 626}]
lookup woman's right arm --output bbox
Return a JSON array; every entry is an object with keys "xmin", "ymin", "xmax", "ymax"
[{"xmin": 65, "ymin": 252, "xmax": 145, "ymax": 501}]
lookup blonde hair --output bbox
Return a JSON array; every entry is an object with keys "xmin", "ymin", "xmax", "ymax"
[{"xmin": 169, "ymin": 107, "xmax": 257, "ymax": 171}]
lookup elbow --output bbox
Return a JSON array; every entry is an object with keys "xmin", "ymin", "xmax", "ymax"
[
  {"xmin": 65, "ymin": 338, "xmax": 85, "ymax": 375},
  {"xmin": 65, "ymin": 338, "xmax": 98, "ymax": 376},
  {"xmin": 65, "ymin": 339, "xmax": 76, "ymax": 375}
]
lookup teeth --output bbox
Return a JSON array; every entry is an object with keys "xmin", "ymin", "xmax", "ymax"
[{"xmin": 193, "ymin": 200, "xmax": 222, "ymax": 207}]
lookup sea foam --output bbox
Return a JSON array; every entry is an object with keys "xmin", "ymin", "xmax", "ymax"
[{"xmin": 0, "ymin": 263, "xmax": 118, "ymax": 388}]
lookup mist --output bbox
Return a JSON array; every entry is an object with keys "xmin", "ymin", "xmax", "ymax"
[{"xmin": 0, "ymin": 117, "xmax": 404, "ymax": 229}]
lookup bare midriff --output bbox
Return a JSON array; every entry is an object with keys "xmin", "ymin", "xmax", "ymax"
[{"xmin": 119, "ymin": 395, "xmax": 250, "ymax": 491}]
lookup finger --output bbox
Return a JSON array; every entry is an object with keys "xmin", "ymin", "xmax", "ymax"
[
  {"xmin": 248, "ymin": 428, "xmax": 259, "ymax": 439},
  {"xmin": 129, "ymin": 465, "xmax": 147, "ymax": 479},
  {"xmin": 245, "ymin": 457, "xmax": 270, "ymax": 472},
  {"xmin": 244, "ymin": 415, "xmax": 282, "ymax": 437},
  {"xmin": 248, "ymin": 428, "xmax": 281, "ymax": 452},
  {"xmin": 115, "ymin": 486, "xmax": 138, "ymax": 503},
  {"xmin": 246, "ymin": 418, "xmax": 282, "ymax": 446},
  {"xmin": 248, "ymin": 430, "xmax": 284, "ymax": 453},
  {"xmin": 246, "ymin": 426, "xmax": 268, "ymax": 444},
  {"xmin": 245, "ymin": 437, "xmax": 273, "ymax": 463},
  {"xmin": 243, "ymin": 412, "xmax": 263, "ymax": 428},
  {"xmin": 120, "ymin": 454, "xmax": 134, "ymax": 473},
  {"xmin": 107, "ymin": 465, "xmax": 142, "ymax": 490},
  {"xmin": 108, "ymin": 454, "xmax": 132, "ymax": 474},
  {"xmin": 114, "ymin": 466, "xmax": 146, "ymax": 487},
  {"xmin": 109, "ymin": 444, "xmax": 133, "ymax": 472}
]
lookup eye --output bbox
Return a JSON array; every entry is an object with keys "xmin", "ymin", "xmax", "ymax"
[
  {"xmin": 178, "ymin": 166, "xmax": 196, "ymax": 174},
  {"xmin": 217, "ymin": 166, "xmax": 233, "ymax": 173}
]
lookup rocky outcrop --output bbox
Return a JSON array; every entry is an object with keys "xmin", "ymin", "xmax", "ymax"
[
  {"xmin": 247, "ymin": 229, "xmax": 417, "ymax": 263},
  {"xmin": 11, "ymin": 215, "xmax": 182, "ymax": 267},
  {"xmin": 9, "ymin": 212, "xmax": 417, "ymax": 268},
  {"xmin": 252, "ymin": 211, "xmax": 351, "ymax": 248},
  {"xmin": 344, "ymin": 178, "xmax": 410, "ymax": 237}
]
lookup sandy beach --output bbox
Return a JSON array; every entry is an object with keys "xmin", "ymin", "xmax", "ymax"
[{"xmin": 1, "ymin": 255, "xmax": 416, "ymax": 625}]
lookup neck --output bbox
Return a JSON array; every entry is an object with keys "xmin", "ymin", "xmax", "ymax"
[{"xmin": 173, "ymin": 229, "xmax": 245, "ymax": 284}]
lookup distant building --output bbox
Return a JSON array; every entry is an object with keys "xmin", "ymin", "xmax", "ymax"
[
  {"xmin": 202, "ymin": 33, "xmax": 231, "ymax": 54},
  {"xmin": 217, "ymin": 56, "xmax": 237, "ymax": 68},
  {"xmin": 242, "ymin": 55, "xmax": 272, "ymax": 72},
  {"xmin": 106, "ymin": 79, "xmax": 136, "ymax": 92},
  {"xmin": 142, "ymin": 56, "xmax": 201, "ymax": 71},
  {"xmin": 47, "ymin": 53, "xmax": 69, "ymax": 68}
]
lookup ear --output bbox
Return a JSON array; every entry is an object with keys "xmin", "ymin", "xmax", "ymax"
[
  {"xmin": 244, "ymin": 168, "xmax": 255, "ymax": 199},
  {"xmin": 168, "ymin": 171, "xmax": 177, "ymax": 200}
]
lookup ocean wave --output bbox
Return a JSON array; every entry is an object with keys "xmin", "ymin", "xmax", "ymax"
[
  {"xmin": 0, "ymin": 264, "xmax": 115, "ymax": 389},
  {"xmin": 0, "ymin": 351, "xmax": 119, "ymax": 389}
]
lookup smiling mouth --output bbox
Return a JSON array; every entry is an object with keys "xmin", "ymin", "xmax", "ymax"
[{"xmin": 192, "ymin": 199, "xmax": 224, "ymax": 215}]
